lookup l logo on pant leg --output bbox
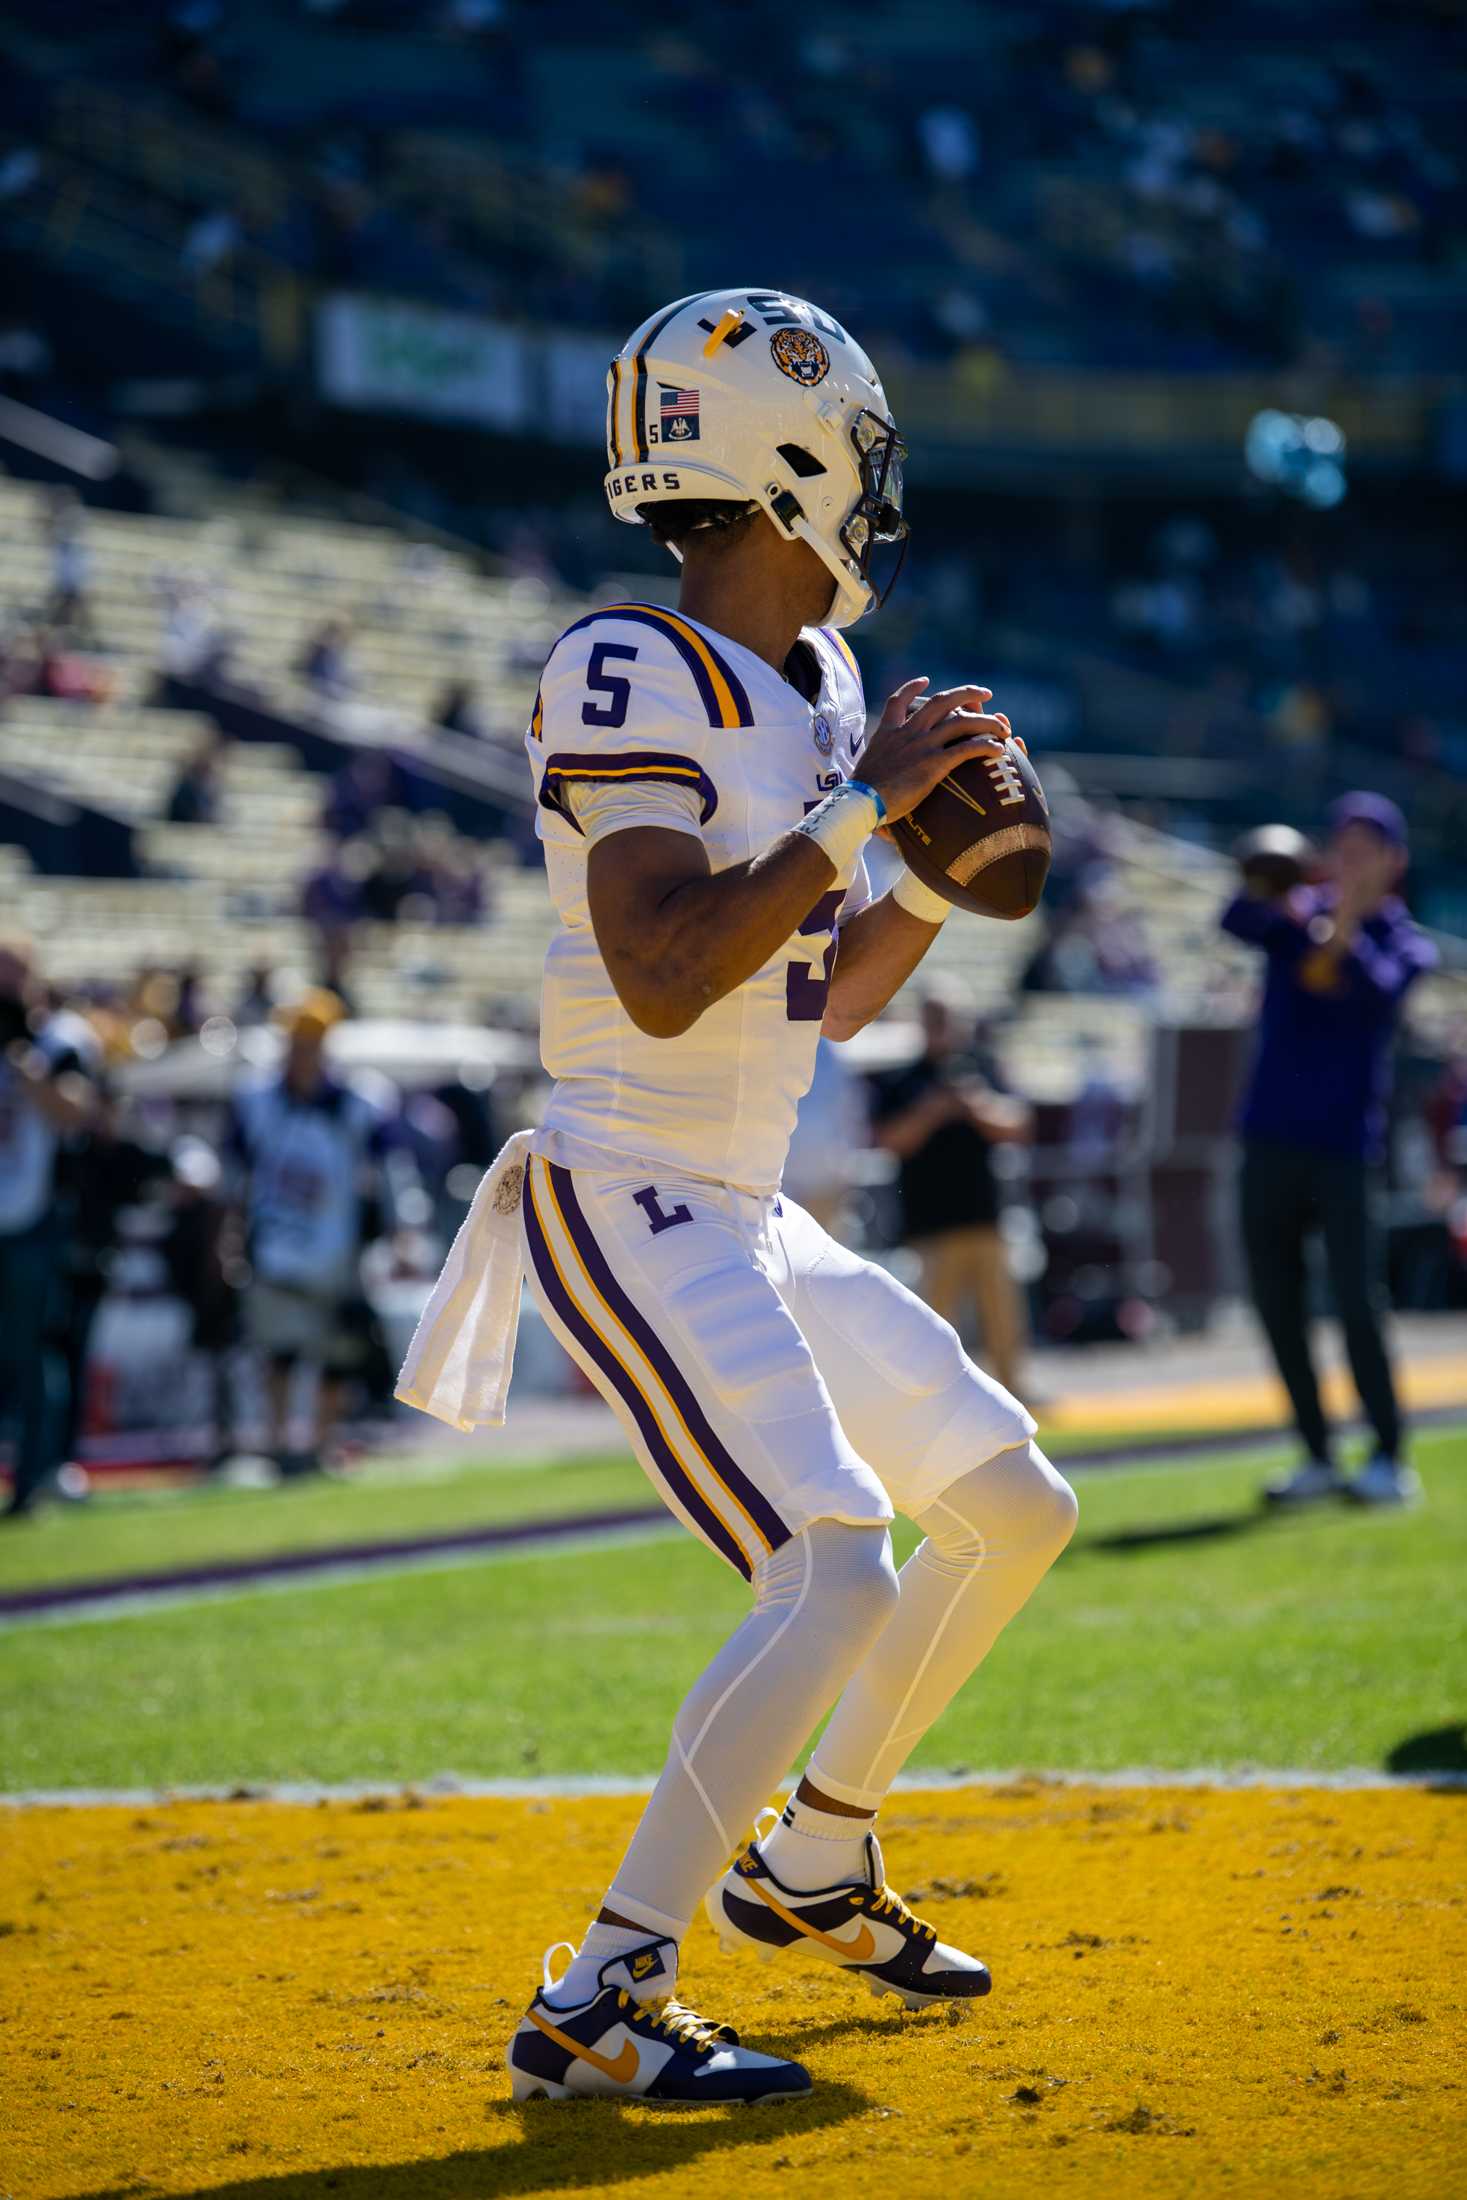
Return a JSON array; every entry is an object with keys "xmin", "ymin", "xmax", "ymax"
[{"xmin": 633, "ymin": 1186, "xmax": 693, "ymax": 1236}]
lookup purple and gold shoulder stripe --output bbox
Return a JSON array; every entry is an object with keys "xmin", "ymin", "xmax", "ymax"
[
  {"xmin": 559, "ymin": 604, "xmax": 754, "ymax": 731},
  {"xmin": 820, "ymin": 627, "xmax": 863, "ymax": 690}
]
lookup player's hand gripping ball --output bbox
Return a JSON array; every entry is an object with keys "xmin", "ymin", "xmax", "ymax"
[{"xmin": 891, "ymin": 727, "xmax": 1052, "ymax": 920}]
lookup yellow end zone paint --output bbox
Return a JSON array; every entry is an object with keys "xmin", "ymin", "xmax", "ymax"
[
  {"xmin": 2, "ymin": 1786, "xmax": 1463, "ymax": 2198},
  {"xmin": 1045, "ymin": 1350, "xmax": 1467, "ymax": 1437}
]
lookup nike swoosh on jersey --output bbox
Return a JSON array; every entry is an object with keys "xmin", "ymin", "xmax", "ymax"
[
  {"xmin": 527, "ymin": 2009, "xmax": 640, "ymax": 2084},
  {"xmin": 741, "ymin": 1874, "xmax": 878, "ymax": 1962}
]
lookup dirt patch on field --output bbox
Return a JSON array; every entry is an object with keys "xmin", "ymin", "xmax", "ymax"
[{"xmin": 1, "ymin": 1786, "xmax": 1463, "ymax": 2200}]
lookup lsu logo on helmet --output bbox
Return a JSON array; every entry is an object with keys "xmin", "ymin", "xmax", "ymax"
[{"xmin": 769, "ymin": 327, "xmax": 830, "ymax": 387}]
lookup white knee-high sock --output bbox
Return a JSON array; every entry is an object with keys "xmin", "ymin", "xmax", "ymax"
[
  {"xmin": 807, "ymin": 1442, "xmax": 1077, "ymax": 1812},
  {"xmin": 599, "ymin": 1520, "xmax": 899, "ymax": 1946}
]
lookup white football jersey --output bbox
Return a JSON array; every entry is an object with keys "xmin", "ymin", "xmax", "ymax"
[{"xmin": 527, "ymin": 602, "xmax": 873, "ymax": 1195}]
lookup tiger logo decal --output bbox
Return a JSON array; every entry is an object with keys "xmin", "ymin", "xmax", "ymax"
[{"xmin": 769, "ymin": 327, "xmax": 831, "ymax": 387}]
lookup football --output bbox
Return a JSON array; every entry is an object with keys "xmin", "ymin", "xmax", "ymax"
[
  {"xmin": 1232, "ymin": 823, "xmax": 1316, "ymax": 896},
  {"xmin": 891, "ymin": 737, "xmax": 1052, "ymax": 919}
]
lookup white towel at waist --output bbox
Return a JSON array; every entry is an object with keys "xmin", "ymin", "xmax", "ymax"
[{"xmin": 394, "ymin": 1128, "xmax": 533, "ymax": 1432}]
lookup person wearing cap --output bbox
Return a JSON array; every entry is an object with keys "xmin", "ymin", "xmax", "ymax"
[
  {"xmin": 1221, "ymin": 794, "xmax": 1437, "ymax": 1507},
  {"xmin": 227, "ymin": 990, "xmax": 403, "ymax": 1476}
]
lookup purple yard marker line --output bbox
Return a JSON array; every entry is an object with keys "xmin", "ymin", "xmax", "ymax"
[
  {"xmin": 0, "ymin": 1505, "xmax": 667, "ymax": 1619},
  {"xmin": 7, "ymin": 1403, "xmax": 1464, "ymax": 1622}
]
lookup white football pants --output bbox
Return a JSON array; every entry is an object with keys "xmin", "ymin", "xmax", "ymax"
[{"xmin": 607, "ymin": 1441, "xmax": 1077, "ymax": 1937}]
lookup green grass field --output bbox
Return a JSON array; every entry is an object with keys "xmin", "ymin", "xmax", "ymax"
[
  {"xmin": 2, "ymin": 1426, "xmax": 1462, "ymax": 1793},
  {"xmin": 0, "ymin": 1421, "xmax": 1188, "ymax": 1600}
]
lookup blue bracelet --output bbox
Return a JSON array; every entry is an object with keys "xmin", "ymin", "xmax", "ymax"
[{"xmin": 847, "ymin": 776, "xmax": 887, "ymax": 825}]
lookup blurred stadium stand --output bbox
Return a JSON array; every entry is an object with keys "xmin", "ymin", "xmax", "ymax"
[{"xmin": 0, "ymin": 0, "xmax": 1464, "ymax": 1464}]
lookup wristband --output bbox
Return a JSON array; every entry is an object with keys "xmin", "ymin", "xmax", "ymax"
[
  {"xmin": 892, "ymin": 866, "xmax": 952, "ymax": 925},
  {"xmin": 795, "ymin": 782, "xmax": 881, "ymax": 873},
  {"xmin": 846, "ymin": 776, "xmax": 887, "ymax": 825}
]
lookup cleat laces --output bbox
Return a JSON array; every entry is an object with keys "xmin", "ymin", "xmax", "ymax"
[
  {"xmin": 622, "ymin": 1992, "xmax": 732, "ymax": 2051},
  {"xmin": 858, "ymin": 1885, "xmax": 936, "ymax": 1942}
]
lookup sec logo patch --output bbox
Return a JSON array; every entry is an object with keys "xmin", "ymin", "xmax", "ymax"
[{"xmin": 770, "ymin": 327, "xmax": 830, "ymax": 387}]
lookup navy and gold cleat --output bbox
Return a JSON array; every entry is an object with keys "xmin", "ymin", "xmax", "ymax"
[
  {"xmin": 505, "ymin": 1935, "xmax": 811, "ymax": 2105},
  {"xmin": 707, "ymin": 1833, "xmax": 992, "ymax": 2010}
]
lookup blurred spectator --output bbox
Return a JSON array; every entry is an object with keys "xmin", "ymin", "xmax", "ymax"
[
  {"xmin": 0, "ymin": 621, "xmax": 43, "ymax": 700},
  {"xmin": 1025, "ymin": 878, "xmax": 1158, "ymax": 1000},
  {"xmin": 163, "ymin": 1135, "xmax": 243, "ymax": 1469},
  {"xmin": 227, "ymin": 989, "xmax": 402, "ymax": 1474},
  {"xmin": 60, "ymin": 1089, "xmax": 171, "ymax": 1467},
  {"xmin": 783, "ymin": 1036, "xmax": 869, "ymax": 1238},
  {"xmin": 433, "ymin": 679, "xmax": 488, "ymax": 740},
  {"xmin": 1221, "ymin": 793, "xmax": 1438, "ymax": 1509},
  {"xmin": 361, "ymin": 816, "xmax": 434, "ymax": 924},
  {"xmin": 1424, "ymin": 1043, "xmax": 1467, "ymax": 1178},
  {"xmin": 233, "ymin": 963, "xmax": 277, "ymax": 1029},
  {"xmin": 1067, "ymin": 1038, "xmax": 1130, "ymax": 1175},
  {"xmin": 12, "ymin": 625, "xmax": 114, "ymax": 706},
  {"xmin": 0, "ymin": 938, "xmax": 98, "ymax": 1519},
  {"xmin": 175, "ymin": 964, "xmax": 206, "ymax": 1037},
  {"xmin": 302, "ymin": 835, "xmax": 368, "ymax": 933},
  {"xmin": 157, "ymin": 576, "xmax": 237, "ymax": 684},
  {"xmin": 126, "ymin": 966, "xmax": 199, "ymax": 1046},
  {"xmin": 323, "ymin": 750, "xmax": 399, "ymax": 839},
  {"xmin": 44, "ymin": 637, "xmax": 111, "ymax": 704},
  {"xmin": 298, "ymin": 616, "xmax": 357, "ymax": 701},
  {"xmin": 165, "ymin": 733, "xmax": 225, "ymax": 826},
  {"xmin": 416, "ymin": 816, "xmax": 487, "ymax": 926},
  {"xmin": 872, "ymin": 996, "xmax": 1034, "ymax": 1397},
  {"xmin": 314, "ymin": 926, "xmax": 360, "ymax": 1018},
  {"xmin": 45, "ymin": 492, "xmax": 93, "ymax": 639}
]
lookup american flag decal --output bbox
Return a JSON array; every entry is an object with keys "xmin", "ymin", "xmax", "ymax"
[{"xmin": 658, "ymin": 386, "xmax": 700, "ymax": 442}]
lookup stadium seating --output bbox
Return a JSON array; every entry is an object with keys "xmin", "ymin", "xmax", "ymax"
[
  {"xmin": 0, "ymin": 480, "xmax": 558, "ymax": 737},
  {"xmin": 6, "ymin": 0, "xmax": 1463, "ymax": 379},
  {"xmin": 3, "ymin": 472, "xmax": 1463, "ymax": 1079}
]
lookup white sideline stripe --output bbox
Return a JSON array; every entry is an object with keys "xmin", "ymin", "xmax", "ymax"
[
  {"xmin": 4, "ymin": 1766, "xmax": 1464, "ymax": 1808},
  {"xmin": 0, "ymin": 1519, "xmax": 675, "ymax": 1632}
]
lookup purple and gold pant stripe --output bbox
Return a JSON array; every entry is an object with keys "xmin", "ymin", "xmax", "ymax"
[{"xmin": 522, "ymin": 1158, "xmax": 790, "ymax": 1580}]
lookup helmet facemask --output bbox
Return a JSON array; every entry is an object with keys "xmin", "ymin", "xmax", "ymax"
[
  {"xmin": 777, "ymin": 406, "xmax": 908, "ymax": 627},
  {"xmin": 839, "ymin": 409, "xmax": 909, "ymax": 615}
]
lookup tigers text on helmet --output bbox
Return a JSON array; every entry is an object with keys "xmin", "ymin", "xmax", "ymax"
[{"xmin": 603, "ymin": 288, "xmax": 908, "ymax": 629}]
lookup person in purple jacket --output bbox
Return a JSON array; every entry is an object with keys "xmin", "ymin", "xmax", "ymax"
[{"xmin": 1221, "ymin": 793, "xmax": 1438, "ymax": 1508}]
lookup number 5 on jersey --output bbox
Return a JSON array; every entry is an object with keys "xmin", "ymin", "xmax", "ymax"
[
  {"xmin": 582, "ymin": 642, "xmax": 638, "ymax": 728},
  {"xmin": 787, "ymin": 888, "xmax": 843, "ymax": 1022}
]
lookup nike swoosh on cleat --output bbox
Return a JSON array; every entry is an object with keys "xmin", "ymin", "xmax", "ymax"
[
  {"xmin": 527, "ymin": 2009, "xmax": 639, "ymax": 2084},
  {"xmin": 741, "ymin": 1875, "xmax": 877, "ymax": 1962}
]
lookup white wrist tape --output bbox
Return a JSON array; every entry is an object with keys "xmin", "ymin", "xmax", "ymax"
[
  {"xmin": 795, "ymin": 782, "xmax": 881, "ymax": 873},
  {"xmin": 892, "ymin": 866, "xmax": 953, "ymax": 925}
]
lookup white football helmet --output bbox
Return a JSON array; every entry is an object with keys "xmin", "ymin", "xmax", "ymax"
[{"xmin": 603, "ymin": 287, "xmax": 908, "ymax": 629}]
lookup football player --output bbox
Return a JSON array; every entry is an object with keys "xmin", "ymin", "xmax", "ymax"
[{"xmin": 505, "ymin": 289, "xmax": 1078, "ymax": 2104}]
